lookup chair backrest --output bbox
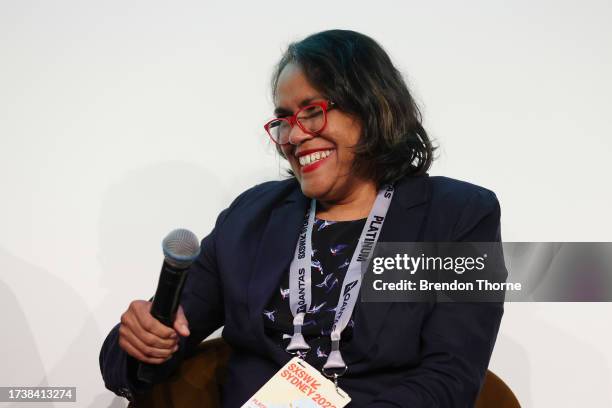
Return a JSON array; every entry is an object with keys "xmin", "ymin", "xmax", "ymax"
[
  {"xmin": 129, "ymin": 338, "xmax": 230, "ymax": 408},
  {"xmin": 475, "ymin": 370, "xmax": 521, "ymax": 408},
  {"xmin": 130, "ymin": 338, "xmax": 520, "ymax": 407}
]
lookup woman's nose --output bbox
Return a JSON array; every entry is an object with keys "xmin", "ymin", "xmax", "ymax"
[{"xmin": 288, "ymin": 124, "xmax": 315, "ymax": 146}]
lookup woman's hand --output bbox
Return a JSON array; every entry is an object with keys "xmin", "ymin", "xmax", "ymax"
[{"xmin": 118, "ymin": 300, "xmax": 190, "ymax": 364}]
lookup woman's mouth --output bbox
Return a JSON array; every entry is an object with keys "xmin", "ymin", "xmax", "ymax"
[{"xmin": 298, "ymin": 149, "xmax": 334, "ymax": 173}]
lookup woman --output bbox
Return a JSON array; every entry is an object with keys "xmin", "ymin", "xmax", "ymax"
[{"xmin": 100, "ymin": 29, "xmax": 504, "ymax": 407}]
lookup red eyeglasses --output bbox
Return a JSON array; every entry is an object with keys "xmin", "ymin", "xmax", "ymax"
[{"xmin": 264, "ymin": 101, "xmax": 336, "ymax": 145}]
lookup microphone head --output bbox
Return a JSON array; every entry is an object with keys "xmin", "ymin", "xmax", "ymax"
[{"xmin": 162, "ymin": 229, "xmax": 201, "ymax": 268}]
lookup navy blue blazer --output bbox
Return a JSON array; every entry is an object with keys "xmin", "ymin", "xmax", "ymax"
[{"xmin": 100, "ymin": 174, "xmax": 504, "ymax": 407}]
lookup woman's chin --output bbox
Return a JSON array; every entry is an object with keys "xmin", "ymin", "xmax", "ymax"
[{"xmin": 297, "ymin": 178, "xmax": 331, "ymax": 200}]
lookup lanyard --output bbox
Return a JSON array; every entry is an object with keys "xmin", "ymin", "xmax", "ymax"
[{"xmin": 287, "ymin": 185, "xmax": 394, "ymax": 377}]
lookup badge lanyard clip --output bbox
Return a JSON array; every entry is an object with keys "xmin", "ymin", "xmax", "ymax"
[{"xmin": 286, "ymin": 312, "xmax": 310, "ymax": 353}]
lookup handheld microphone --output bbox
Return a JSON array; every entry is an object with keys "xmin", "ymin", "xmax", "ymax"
[{"xmin": 137, "ymin": 228, "xmax": 200, "ymax": 383}]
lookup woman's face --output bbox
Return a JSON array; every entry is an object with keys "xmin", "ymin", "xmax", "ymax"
[{"xmin": 275, "ymin": 63, "xmax": 365, "ymax": 201}]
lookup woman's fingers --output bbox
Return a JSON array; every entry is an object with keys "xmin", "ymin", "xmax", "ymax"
[
  {"xmin": 119, "ymin": 323, "xmax": 178, "ymax": 360},
  {"xmin": 118, "ymin": 300, "xmax": 182, "ymax": 364},
  {"xmin": 122, "ymin": 307, "xmax": 176, "ymax": 349},
  {"xmin": 119, "ymin": 334, "xmax": 172, "ymax": 365},
  {"xmin": 132, "ymin": 301, "xmax": 177, "ymax": 339},
  {"xmin": 173, "ymin": 305, "xmax": 190, "ymax": 337}
]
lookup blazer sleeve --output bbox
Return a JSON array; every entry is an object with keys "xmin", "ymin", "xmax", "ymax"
[
  {"xmin": 368, "ymin": 190, "xmax": 505, "ymax": 408},
  {"xmin": 98, "ymin": 206, "xmax": 231, "ymax": 401}
]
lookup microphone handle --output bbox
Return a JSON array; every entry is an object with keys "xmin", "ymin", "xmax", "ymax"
[{"xmin": 137, "ymin": 260, "xmax": 190, "ymax": 383}]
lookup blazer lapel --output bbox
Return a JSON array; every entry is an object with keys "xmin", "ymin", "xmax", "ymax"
[
  {"xmin": 247, "ymin": 185, "xmax": 310, "ymax": 362},
  {"xmin": 342, "ymin": 175, "xmax": 431, "ymax": 365}
]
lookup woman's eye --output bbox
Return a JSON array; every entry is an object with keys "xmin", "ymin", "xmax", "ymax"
[{"xmin": 298, "ymin": 107, "xmax": 323, "ymax": 119}]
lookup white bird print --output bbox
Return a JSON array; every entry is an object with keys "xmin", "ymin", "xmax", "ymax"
[
  {"xmin": 302, "ymin": 318, "xmax": 317, "ymax": 327},
  {"xmin": 280, "ymin": 287, "xmax": 290, "ymax": 299},
  {"xmin": 324, "ymin": 276, "xmax": 339, "ymax": 293},
  {"xmin": 338, "ymin": 259, "xmax": 350, "ymax": 269},
  {"xmin": 316, "ymin": 273, "xmax": 336, "ymax": 289},
  {"xmin": 316, "ymin": 346, "xmax": 328, "ymax": 358},
  {"xmin": 308, "ymin": 301, "xmax": 327, "ymax": 314},
  {"xmin": 312, "ymin": 259, "xmax": 324, "ymax": 274},
  {"xmin": 330, "ymin": 244, "xmax": 349, "ymax": 256},
  {"xmin": 263, "ymin": 309, "xmax": 276, "ymax": 322},
  {"xmin": 296, "ymin": 350, "xmax": 308, "ymax": 359},
  {"xmin": 325, "ymin": 305, "xmax": 339, "ymax": 313},
  {"xmin": 317, "ymin": 220, "xmax": 337, "ymax": 231}
]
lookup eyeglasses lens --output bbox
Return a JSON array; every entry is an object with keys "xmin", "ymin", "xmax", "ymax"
[{"xmin": 267, "ymin": 105, "xmax": 326, "ymax": 144}]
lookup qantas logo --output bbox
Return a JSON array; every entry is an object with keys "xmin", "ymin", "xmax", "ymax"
[
  {"xmin": 334, "ymin": 279, "xmax": 359, "ymax": 324},
  {"xmin": 297, "ymin": 267, "xmax": 307, "ymax": 313}
]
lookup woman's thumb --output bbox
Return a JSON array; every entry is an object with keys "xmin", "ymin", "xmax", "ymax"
[{"xmin": 174, "ymin": 305, "xmax": 190, "ymax": 337}]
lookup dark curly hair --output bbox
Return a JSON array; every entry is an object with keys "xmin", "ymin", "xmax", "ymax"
[{"xmin": 271, "ymin": 29, "xmax": 435, "ymax": 187}]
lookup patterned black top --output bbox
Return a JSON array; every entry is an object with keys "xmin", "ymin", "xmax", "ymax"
[{"xmin": 263, "ymin": 216, "xmax": 367, "ymax": 370}]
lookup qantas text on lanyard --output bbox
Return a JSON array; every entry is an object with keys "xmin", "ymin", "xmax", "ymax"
[{"xmin": 287, "ymin": 185, "xmax": 394, "ymax": 376}]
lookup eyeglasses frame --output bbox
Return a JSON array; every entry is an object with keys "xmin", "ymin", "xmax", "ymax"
[{"xmin": 264, "ymin": 100, "xmax": 336, "ymax": 146}]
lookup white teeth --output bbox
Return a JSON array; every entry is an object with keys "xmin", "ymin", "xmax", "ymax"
[{"xmin": 298, "ymin": 150, "xmax": 333, "ymax": 166}]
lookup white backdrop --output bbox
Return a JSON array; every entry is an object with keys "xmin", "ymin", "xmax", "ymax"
[{"xmin": 1, "ymin": 1, "xmax": 611, "ymax": 406}]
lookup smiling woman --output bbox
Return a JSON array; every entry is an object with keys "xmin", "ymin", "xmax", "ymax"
[
  {"xmin": 265, "ymin": 31, "xmax": 434, "ymax": 221},
  {"xmin": 100, "ymin": 29, "xmax": 506, "ymax": 408},
  {"xmin": 273, "ymin": 63, "xmax": 372, "ymax": 220}
]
